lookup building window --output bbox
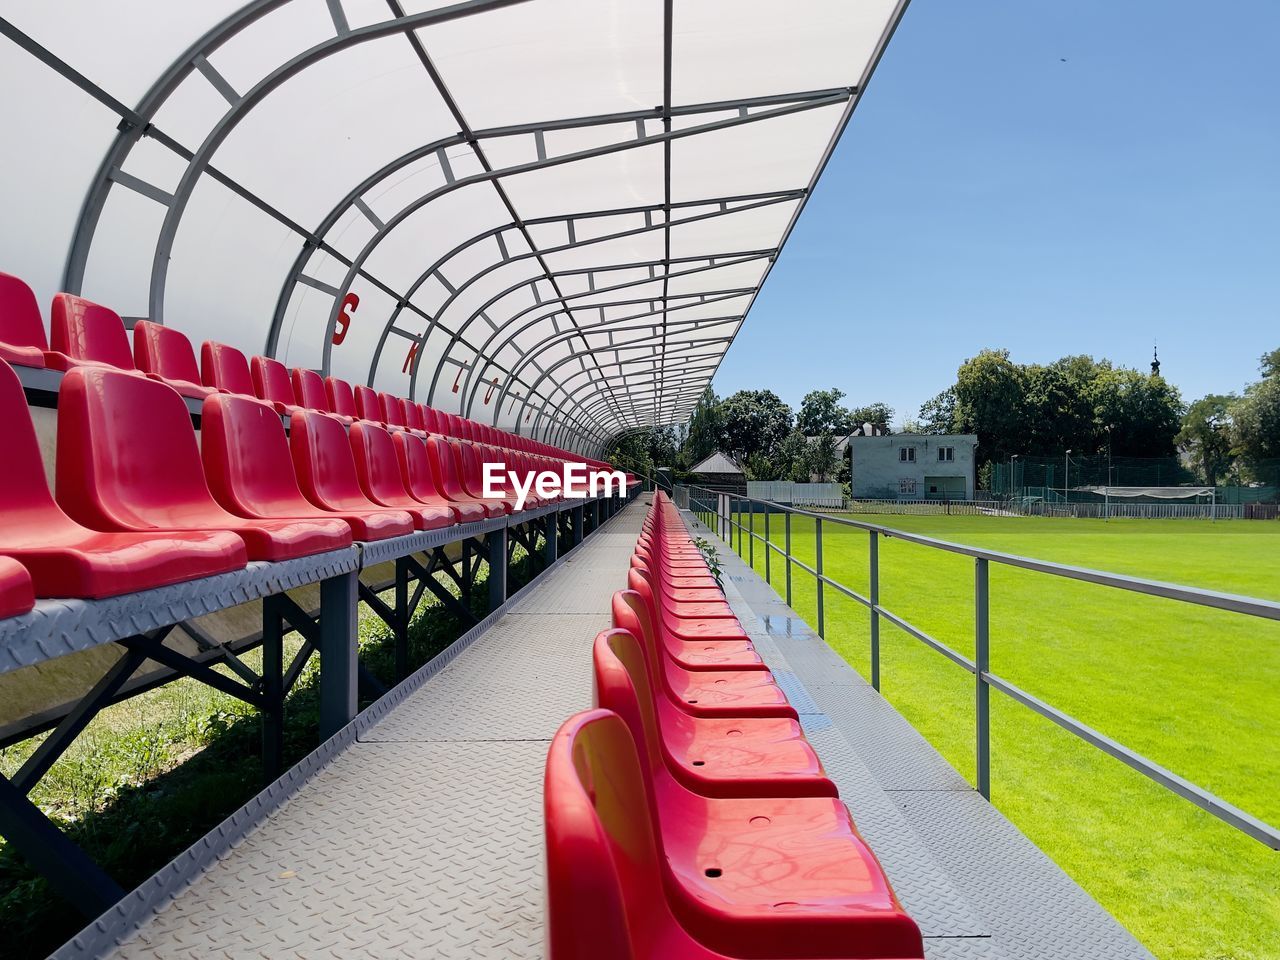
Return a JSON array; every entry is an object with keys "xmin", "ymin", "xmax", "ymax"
[
  {"xmin": 938, "ymin": 446, "xmax": 955, "ymax": 462},
  {"xmin": 899, "ymin": 478, "xmax": 917, "ymax": 495},
  {"xmin": 899, "ymin": 447, "xmax": 916, "ymax": 463}
]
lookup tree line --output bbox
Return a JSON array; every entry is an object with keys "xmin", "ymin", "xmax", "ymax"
[{"xmin": 606, "ymin": 346, "xmax": 1280, "ymax": 489}]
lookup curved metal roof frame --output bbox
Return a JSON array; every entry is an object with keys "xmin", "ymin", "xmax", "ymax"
[{"xmin": 1, "ymin": 0, "xmax": 911, "ymax": 454}]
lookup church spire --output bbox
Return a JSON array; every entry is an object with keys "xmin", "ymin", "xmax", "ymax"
[{"xmin": 1151, "ymin": 342, "xmax": 1160, "ymax": 376}]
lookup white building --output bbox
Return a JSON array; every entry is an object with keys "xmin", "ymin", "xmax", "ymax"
[{"xmin": 849, "ymin": 434, "xmax": 978, "ymax": 500}]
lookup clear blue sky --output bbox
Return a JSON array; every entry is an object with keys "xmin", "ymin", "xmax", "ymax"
[{"xmin": 713, "ymin": 0, "xmax": 1280, "ymax": 428}]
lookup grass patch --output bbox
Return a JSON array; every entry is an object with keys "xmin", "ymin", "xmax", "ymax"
[
  {"xmin": 712, "ymin": 509, "xmax": 1280, "ymax": 960},
  {"xmin": 0, "ymin": 538, "xmax": 545, "ymax": 959}
]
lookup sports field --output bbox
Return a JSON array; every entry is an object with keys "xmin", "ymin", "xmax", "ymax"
[{"xmin": 721, "ymin": 510, "xmax": 1279, "ymax": 960}]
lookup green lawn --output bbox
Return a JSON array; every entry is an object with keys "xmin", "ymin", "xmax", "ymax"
[{"xmin": 715, "ymin": 509, "xmax": 1280, "ymax": 960}]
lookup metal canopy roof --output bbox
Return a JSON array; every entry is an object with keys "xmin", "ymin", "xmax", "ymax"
[{"xmin": 0, "ymin": 0, "xmax": 907, "ymax": 454}]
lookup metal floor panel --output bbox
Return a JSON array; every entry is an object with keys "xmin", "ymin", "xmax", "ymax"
[
  {"xmin": 91, "ymin": 499, "xmax": 651, "ymax": 960},
  {"xmin": 685, "ymin": 510, "xmax": 1154, "ymax": 960}
]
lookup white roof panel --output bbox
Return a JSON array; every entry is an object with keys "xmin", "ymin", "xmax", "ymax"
[{"xmin": 0, "ymin": 0, "xmax": 906, "ymax": 453}]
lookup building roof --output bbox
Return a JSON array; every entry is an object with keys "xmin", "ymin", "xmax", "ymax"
[
  {"xmin": 0, "ymin": 0, "xmax": 908, "ymax": 455},
  {"xmin": 690, "ymin": 451, "xmax": 746, "ymax": 475}
]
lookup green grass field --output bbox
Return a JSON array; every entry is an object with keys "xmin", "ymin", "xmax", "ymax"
[{"xmin": 716, "ymin": 509, "xmax": 1280, "ymax": 960}]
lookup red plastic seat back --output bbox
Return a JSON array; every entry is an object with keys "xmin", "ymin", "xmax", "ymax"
[
  {"xmin": 0, "ymin": 358, "xmax": 63, "ymax": 518},
  {"xmin": 292, "ymin": 367, "xmax": 329, "ymax": 411},
  {"xmin": 354, "ymin": 384, "xmax": 381, "ymax": 421},
  {"xmin": 56, "ymin": 368, "xmax": 215, "ymax": 529},
  {"xmin": 593, "ymin": 629, "xmax": 665, "ymax": 782},
  {"xmin": 426, "ymin": 435, "xmax": 468, "ymax": 499},
  {"xmin": 51, "ymin": 293, "xmax": 133, "ymax": 369},
  {"xmin": 250, "ymin": 355, "xmax": 294, "ymax": 407},
  {"xmin": 402, "ymin": 400, "xmax": 424, "ymax": 431},
  {"xmin": 325, "ymin": 376, "xmax": 357, "ymax": 417},
  {"xmin": 378, "ymin": 391, "xmax": 405, "ymax": 427},
  {"xmin": 201, "ymin": 393, "xmax": 308, "ymax": 514},
  {"xmin": 201, "ymin": 340, "xmax": 255, "ymax": 394},
  {"xmin": 350, "ymin": 422, "xmax": 411, "ymax": 504},
  {"xmin": 419, "ymin": 404, "xmax": 439, "ymax": 433},
  {"xmin": 545, "ymin": 709, "xmax": 666, "ymax": 960},
  {"xmin": 132, "ymin": 321, "xmax": 202, "ymax": 384},
  {"xmin": 290, "ymin": 409, "xmax": 370, "ymax": 507},
  {"xmin": 0, "ymin": 272, "xmax": 50, "ymax": 365},
  {"xmin": 394, "ymin": 432, "xmax": 445, "ymax": 500}
]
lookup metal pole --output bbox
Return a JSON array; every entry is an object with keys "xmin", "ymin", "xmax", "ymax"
[
  {"xmin": 764, "ymin": 506, "xmax": 771, "ymax": 585},
  {"xmin": 784, "ymin": 510, "xmax": 793, "ymax": 606},
  {"xmin": 488, "ymin": 526, "xmax": 509, "ymax": 612},
  {"xmin": 318, "ymin": 571, "xmax": 358, "ymax": 740},
  {"xmin": 869, "ymin": 530, "xmax": 880, "ymax": 691},
  {"xmin": 815, "ymin": 516, "xmax": 825, "ymax": 638},
  {"xmin": 747, "ymin": 498, "xmax": 754, "ymax": 570},
  {"xmin": 544, "ymin": 512, "xmax": 558, "ymax": 566},
  {"xmin": 261, "ymin": 596, "xmax": 284, "ymax": 780},
  {"xmin": 394, "ymin": 557, "xmax": 409, "ymax": 680},
  {"xmin": 975, "ymin": 557, "xmax": 991, "ymax": 799}
]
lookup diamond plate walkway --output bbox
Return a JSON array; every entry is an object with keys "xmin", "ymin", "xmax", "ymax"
[
  {"xmin": 59, "ymin": 496, "xmax": 1154, "ymax": 960},
  {"xmin": 682, "ymin": 509, "xmax": 1155, "ymax": 960},
  {"xmin": 59, "ymin": 501, "xmax": 648, "ymax": 960}
]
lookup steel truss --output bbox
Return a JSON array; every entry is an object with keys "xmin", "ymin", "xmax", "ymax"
[{"xmin": 0, "ymin": 489, "xmax": 629, "ymax": 920}]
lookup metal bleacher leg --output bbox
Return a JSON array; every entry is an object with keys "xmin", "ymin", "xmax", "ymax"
[
  {"xmin": 261, "ymin": 596, "xmax": 285, "ymax": 780},
  {"xmin": 318, "ymin": 570, "xmax": 358, "ymax": 740},
  {"xmin": 394, "ymin": 557, "xmax": 410, "ymax": 680},
  {"xmin": 487, "ymin": 526, "xmax": 508, "ymax": 612},
  {"xmin": 573, "ymin": 504, "xmax": 584, "ymax": 545},
  {"xmin": 544, "ymin": 512, "xmax": 558, "ymax": 566},
  {"xmin": 0, "ymin": 774, "xmax": 125, "ymax": 917}
]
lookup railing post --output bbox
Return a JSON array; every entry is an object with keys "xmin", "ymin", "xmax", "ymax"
[
  {"xmin": 747, "ymin": 498, "xmax": 754, "ymax": 569},
  {"xmin": 736, "ymin": 500, "xmax": 743, "ymax": 556},
  {"xmin": 975, "ymin": 557, "xmax": 991, "ymax": 799},
  {"xmin": 869, "ymin": 530, "xmax": 880, "ymax": 691},
  {"xmin": 764, "ymin": 506, "xmax": 771, "ymax": 585},
  {"xmin": 784, "ymin": 511, "xmax": 792, "ymax": 607},
  {"xmin": 488, "ymin": 526, "xmax": 509, "ymax": 613},
  {"xmin": 815, "ymin": 516, "xmax": 825, "ymax": 638}
]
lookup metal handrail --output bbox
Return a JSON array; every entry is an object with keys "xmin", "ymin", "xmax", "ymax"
[{"xmin": 681, "ymin": 484, "xmax": 1280, "ymax": 849}]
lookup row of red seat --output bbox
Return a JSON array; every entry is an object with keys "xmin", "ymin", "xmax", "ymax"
[
  {"xmin": 0, "ymin": 349, "xmax": 600, "ymax": 615},
  {"xmin": 544, "ymin": 493, "xmax": 923, "ymax": 960},
  {"xmin": 0, "ymin": 271, "xmax": 612, "ymax": 469}
]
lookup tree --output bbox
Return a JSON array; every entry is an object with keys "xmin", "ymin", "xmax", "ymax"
[
  {"xmin": 1233, "ymin": 348, "xmax": 1280, "ymax": 476},
  {"xmin": 1092, "ymin": 367, "xmax": 1183, "ymax": 458},
  {"xmin": 684, "ymin": 386, "xmax": 723, "ymax": 464},
  {"xmin": 848, "ymin": 402, "xmax": 894, "ymax": 435},
  {"xmin": 952, "ymin": 349, "xmax": 1028, "ymax": 464},
  {"xmin": 797, "ymin": 388, "xmax": 853, "ymax": 436},
  {"xmin": 719, "ymin": 389, "xmax": 794, "ymax": 465},
  {"xmin": 1177, "ymin": 395, "xmax": 1237, "ymax": 485},
  {"xmin": 917, "ymin": 388, "xmax": 957, "ymax": 434}
]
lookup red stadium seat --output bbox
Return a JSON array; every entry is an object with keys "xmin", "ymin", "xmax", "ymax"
[
  {"xmin": 250, "ymin": 355, "xmax": 302, "ymax": 416},
  {"xmin": 324, "ymin": 375, "xmax": 359, "ymax": 419},
  {"xmin": 0, "ymin": 557, "xmax": 34, "ymax": 619},
  {"xmin": 594, "ymin": 628, "xmax": 831, "ymax": 799},
  {"xmin": 624, "ymin": 571, "xmax": 760, "ymax": 669},
  {"xmin": 0, "ymin": 359, "xmax": 246, "ymax": 597},
  {"xmin": 378, "ymin": 391, "xmax": 406, "ymax": 427},
  {"xmin": 354, "ymin": 384, "xmax": 382, "ymax": 422},
  {"xmin": 402, "ymin": 399, "xmax": 424, "ymax": 432},
  {"xmin": 349, "ymin": 421, "xmax": 454, "ymax": 531},
  {"xmin": 425, "ymin": 435, "xmax": 506, "ymax": 518},
  {"xmin": 132, "ymin": 320, "xmax": 216, "ymax": 399},
  {"xmin": 201, "ymin": 393, "xmax": 406, "ymax": 542},
  {"xmin": 393, "ymin": 432, "xmax": 486, "ymax": 524},
  {"xmin": 0, "ymin": 272, "xmax": 50, "ymax": 368},
  {"xmin": 419, "ymin": 404, "xmax": 440, "ymax": 433},
  {"xmin": 612, "ymin": 591, "xmax": 792, "ymax": 719},
  {"xmin": 290, "ymin": 409, "xmax": 416, "ymax": 537},
  {"xmin": 56, "ymin": 367, "xmax": 350, "ymax": 562},
  {"xmin": 47, "ymin": 293, "xmax": 134, "ymax": 371},
  {"xmin": 201, "ymin": 340, "xmax": 255, "ymax": 395},
  {"xmin": 545, "ymin": 710, "xmax": 921, "ymax": 960},
  {"xmin": 291, "ymin": 366, "xmax": 326, "ymax": 409}
]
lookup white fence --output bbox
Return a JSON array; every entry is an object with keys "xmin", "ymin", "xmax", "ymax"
[
  {"xmin": 747, "ymin": 481, "xmax": 844, "ymax": 508},
  {"xmin": 831, "ymin": 498, "xmax": 1245, "ymax": 520}
]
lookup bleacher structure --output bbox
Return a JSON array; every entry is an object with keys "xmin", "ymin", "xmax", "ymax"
[{"xmin": 0, "ymin": 2, "xmax": 1173, "ymax": 958}]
